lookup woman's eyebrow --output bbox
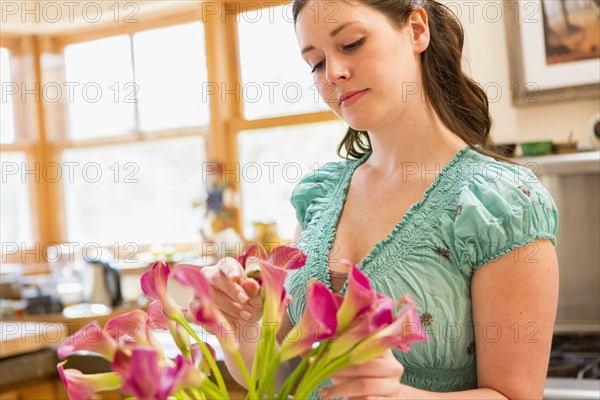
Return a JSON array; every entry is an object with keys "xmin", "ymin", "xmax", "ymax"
[{"xmin": 301, "ymin": 21, "xmax": 361, "ymax": 55}]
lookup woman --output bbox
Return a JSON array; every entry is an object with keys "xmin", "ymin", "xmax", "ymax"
[{"xmin": 206, "ymin": 1, "xmax": 560, "ymax": 398}]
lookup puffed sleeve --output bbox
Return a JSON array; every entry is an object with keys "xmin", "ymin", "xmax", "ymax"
[
  {"xmin": 453, "ymin": 163, "xmax": 559, "ymax": 274},
  {"xmin": 290, "ymin": 161, "xmax": 343, "ymax": 231}
]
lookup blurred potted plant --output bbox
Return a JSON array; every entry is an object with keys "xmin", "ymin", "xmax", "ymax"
[{"xmin": 193, "ymin": 161, "xmax": 239, "ymax": 238}]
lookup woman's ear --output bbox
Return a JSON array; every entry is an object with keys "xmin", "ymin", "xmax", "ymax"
[{"xmin": 409, "ymin": 8, "xmax": 430, "ymax": 53}]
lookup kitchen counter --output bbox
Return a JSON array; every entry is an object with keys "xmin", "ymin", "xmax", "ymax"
[
  {"xmin": 0, "ymin": 313, "xmax": 246, "ymax": 398},
  {"xmin": 514, "ymin": 150, "xmax": 600, "ymax": 175},
  {"xmin": 0, "ymin": 321, "xmax": 66, "ymax": 359}
]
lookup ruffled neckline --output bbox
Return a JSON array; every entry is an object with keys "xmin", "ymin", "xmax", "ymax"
[{"xmin": 322, "ymin": 145, "xmax": 476, "ymax": 294}]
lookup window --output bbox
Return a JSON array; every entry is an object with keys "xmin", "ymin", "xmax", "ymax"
[
  {"xmin": 237, "ymin": 120, "xmax": 346, "ymax": 239},
  {"xmin": 64, "ymin": 22, "xmax": 209, "ymax": 138},
  {"xmin": 61, "ymin": 23, "xmax": 210, "ymax": 246},
  {"xmin": 1, "ymin": 48, "xmax": 34, "ymax": 247},
  {"xmin": 133, "ymin": 23, "xmax": 209, "ymax": 132},
  {"xmin": 1, "ymin": 152, "xmax": 34, "ymax": 246},
  {"xmin": 62, "ymin": 136, "xmax": 206, "ymax": 245},
  {"xmin": 237, "ymin": 5, "xmax": 328, "ymax": 120},
  {"xmin": 64, "ymin": 35, "xmax": 136, "ymax": 140},
  {"xmin": 1, "ymin": 48, "xmax": 16, "ymax": 144}
]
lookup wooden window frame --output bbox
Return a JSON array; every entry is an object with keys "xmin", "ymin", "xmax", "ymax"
[{"xmin": 0, "ymin": 1, "xmax": 340, "ymax": 264}]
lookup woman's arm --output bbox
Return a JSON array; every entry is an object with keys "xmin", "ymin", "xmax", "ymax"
[
  {"xmin": 470, "ymin": 238, "xmax": 558, "ymax": 398},
  {"xmin": 319, "ymin": 238, "xmax": 559, "ymax": 399}
]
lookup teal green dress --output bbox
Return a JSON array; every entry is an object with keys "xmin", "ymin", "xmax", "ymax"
[{"xmin": 285, "ymin": 146, "xmax": 559, "ymax": 396}]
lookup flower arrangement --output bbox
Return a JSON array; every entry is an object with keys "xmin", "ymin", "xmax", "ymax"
[{"xmin": 56, "ymin": 244, "xmax": 427, "ymax": 399}]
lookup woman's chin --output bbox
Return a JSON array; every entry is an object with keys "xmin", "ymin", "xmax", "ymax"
[
  {"xmin": 327, "ymin": 106, "xmax": 374, "ymax": 131},
  {"xmin": 344, "ymin": 118, "xmax": 372, "ymax": 132}
]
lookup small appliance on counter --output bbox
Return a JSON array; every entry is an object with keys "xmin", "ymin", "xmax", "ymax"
[
  {"xmin": 18, "ymin": 274, "xmax": 64, "ymax": 315},
  {"xmin": 81, "ymin": 254, "xmax": 124, "ymax": 308}
]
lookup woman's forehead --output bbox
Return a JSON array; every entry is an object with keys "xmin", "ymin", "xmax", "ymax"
[{"xmin": 295, "ymin": 1, "xmax": 376, "ymax": 42}]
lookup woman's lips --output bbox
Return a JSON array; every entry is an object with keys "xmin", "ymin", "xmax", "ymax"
[{"xmin": 339, "ymin": 89, "xmax": 368, "ymax": 107}]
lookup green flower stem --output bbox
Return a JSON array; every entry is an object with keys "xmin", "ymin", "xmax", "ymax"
[
  {"xmin": 249, "ymin": 333, "xmax": 261, "ymax": 397},
  {"xmin": 201, "ymin": 380, "xmax": 224, "ymax": 400},
  {"xmin": 168, "ymin": 323, "xmax": 192, "ymax": 360},
  {"xmin": 293, "ymin": 354, "xmax": 350, "ymax": 400},
  {"xmin": 188, "ymin": 387, "xmax": 205, "ymax": 400},
  {"xmin": 266, "ymin": 338, "xmax": 277, "ymax": 399},
  {"xmin": 256, "ymin": 322, "xmax": 274, "ymax": 399},
  {"xmin": 291, "ymin": 340, "xmax": 331, "ymax": 397},
  {"xmin": 276, "ymin": 354, "xmax": 311, "ymax": 400},
  {"xmin": 266, "ymin": 333, "xmax": 279, "ymax": 399},
  {"xmin": 231, "ymin": 351, "xmax": 256, "ymax": 399},
  {"xmin": 176, "ymin": 317, "xmax": 229, "ymax": 399},
  {"xmin": 251, "ymin": 314, "xmax": 275, "ymax": 400},
  {"xmin": 257, "ymin": 352, "xmax": 280, "ymax": 399}
]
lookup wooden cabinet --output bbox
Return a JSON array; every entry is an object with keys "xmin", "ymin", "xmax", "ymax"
[{"xmin": 0, "ymin": 379, "xmax": 55, "ymax": 400}]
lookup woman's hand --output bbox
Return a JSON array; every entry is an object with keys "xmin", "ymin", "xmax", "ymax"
[
  {"xmin": 197, "ymin": 257, "xmax": 263, "ymax": 327},
  {"xmin": 317, "ymin": 350, "xmax": 405, "ymax": 400}
]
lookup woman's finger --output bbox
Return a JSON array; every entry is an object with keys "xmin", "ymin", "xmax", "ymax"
[
  {"xmin": 206, "ymin": 259, "xmax": 250, "ymax": 304},
  {"xmin": 241, "ymin": 277, "xmax": 261, "ymax": 298},
  {"xmin": 216, "ymin": 257, "xmax": 245, "ymax": 282}
]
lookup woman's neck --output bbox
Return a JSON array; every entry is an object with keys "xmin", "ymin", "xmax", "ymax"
[{"xmin": 362, "ymin": 102, "xmax": 468, "ymax": 177}]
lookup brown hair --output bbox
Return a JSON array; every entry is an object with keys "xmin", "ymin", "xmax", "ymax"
[{"xmin": 293, "ymin": 0, "xmax": 516, "ymax": 164}]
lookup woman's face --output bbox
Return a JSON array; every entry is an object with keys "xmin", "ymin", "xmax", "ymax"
[{"xmin": 295, "ymin": 1, "xmax": 426, "ymax": 131}]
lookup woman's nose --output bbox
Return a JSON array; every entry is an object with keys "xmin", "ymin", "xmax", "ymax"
[{"xmin": 325, "ymin": 56, "xmax": 350, "ymax": 83}]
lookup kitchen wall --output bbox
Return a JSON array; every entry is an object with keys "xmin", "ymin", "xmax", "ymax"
[{"xmin": 457, "ymin": 1, "xmax": 599, "ymax": 147}]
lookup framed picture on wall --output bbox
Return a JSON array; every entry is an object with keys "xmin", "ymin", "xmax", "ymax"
[{"xmin": 505, "ymin": 0, "xmax": 600, "ymax": 105}]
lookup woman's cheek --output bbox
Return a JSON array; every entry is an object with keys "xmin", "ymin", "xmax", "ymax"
[{"xmin": 317, "ymin": 81, "xmax": 340, "ymax": 105}]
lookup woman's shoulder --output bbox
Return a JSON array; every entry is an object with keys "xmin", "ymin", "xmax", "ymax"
[
  {"xmin": 456, "ymin": 149, "xmax": 555, "ymax": 207},
  {"xmin": 290, "ymin": 157, "xmax": 359, "ymax": 230},
  {"xmin": 450, "ymin": 149, "xmax": 559, "ymax": 273}
]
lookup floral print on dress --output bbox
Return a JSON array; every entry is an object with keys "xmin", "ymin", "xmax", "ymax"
[
  {"xmin": 518, "ymin": 185, "xmax": 531, "ymax": 197},
  {"xmin": 466, "ymin": 341, "xmax": 476, "ymax": 356},
  {"xmin": 436, "ymin": 247, "xmax": 451, "ymax": 260},
  {"xmin": 420, "ymin": 312, "xmax": 433, "ymax": 327}
]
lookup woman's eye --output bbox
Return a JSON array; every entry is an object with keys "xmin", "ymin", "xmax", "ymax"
[
  {"xmin": 343, "ymin": 38, "xmax": 365, "ymax": 51},
  {"xmin": 310, "ymin": 60, "xmax": 324, "ymax": 74},
  {"xmin": 309, "ymin": 38, "xmax": 365, "ymax": 74}
]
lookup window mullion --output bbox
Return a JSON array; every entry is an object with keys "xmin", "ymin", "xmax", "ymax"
[{"xmin": 128, "ymin": 34, "xmax": 142, "ymax": 140}]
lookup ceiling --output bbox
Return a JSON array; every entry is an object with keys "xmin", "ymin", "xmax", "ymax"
[{"xmin": 0, "ymin": 0, "xmax": 199, "ymax": 34}]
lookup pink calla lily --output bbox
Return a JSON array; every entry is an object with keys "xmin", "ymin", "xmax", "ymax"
[
  {"xmin": 111, "ymin": 347, "xmax": 132, "ymax": 380},
  {"xmin": 57, "ymin": 321, "xmax": 117, "ymax": 361},
  {"xmin": 169, "ymin": 354, "xmax": 206, "ymax": 395},
  {"xmin": 336, "ymin": 263, "xmax": 375, "ymax": 333},
  {"xmin": 172, "ymin": 265, "xmax": 239, "ymax": 353},
  {"xmin": 279, "ymin": 281, "xmax": 339, "ymax": 361},
  {"xmin": 147, "ymin": 301, "xmax": 191, "ymax": 354},
  {"xmin": 57, "ymin": 362, "xmax": 121, "ymax": 400},
  {"xmin": 105, "ymin": 309, "xmax": 164, "ymax": 356},
  {"xmin": 105, "ymin": 309, "xmax": 150, "ymax": 345},
  {"xmin": 237, "ymin": 244, "xmax": 307, "ymax": 281},
  {"xmin": 348, "ymin": 294, "xmax": 428, "ymax": 365},
  {"xmin": 191, "ymin": 342, "xmax": 214, "ymax": 375},
  {"xmin": 120, "ymin": 347, "xmax": 203, "ymax": 400},
  {"xmin": 270, "ymin": 245, "xmax": 307, "ymax": 270},
  {"xmin": 326, "ymin": 292, "xmax": 397, "ymax": 360},
  {"xmin": 147, "ymin": 300, "xmax": 172, "ymax": 330},
  {"xmin": 141, "ymin": 261, "xmax": 184, "ymax": 321},
  {"xmin": 253, "ymin": 259, "xmax": 288, "ymax": 321},
  {"xmin": 238, "ymin": 243, "xmax": 269, "ymax": 266}
]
